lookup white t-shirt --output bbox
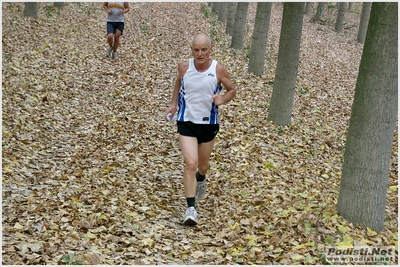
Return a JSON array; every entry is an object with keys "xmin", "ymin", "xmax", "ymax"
[
  {"xmin": 177, "ymin": 59, "xmax": 222, "ymax": 124},
  {"xmin": 107, "ymin": 2, "xmax": 125, "ymax": 22}
]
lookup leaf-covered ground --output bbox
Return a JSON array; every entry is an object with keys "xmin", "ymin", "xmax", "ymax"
[{"xmin": 2, "ymin": 2, "xmax": 398, "ymax": 265}]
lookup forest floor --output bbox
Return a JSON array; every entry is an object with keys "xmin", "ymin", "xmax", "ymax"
[{"xmin": 1, "ymin": 2, "xmax": 398, "ymax": 265}]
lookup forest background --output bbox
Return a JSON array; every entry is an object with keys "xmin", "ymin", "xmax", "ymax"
[{"xmin": 1, "ymin": 2, "xmax": 398, "ymax": 265}]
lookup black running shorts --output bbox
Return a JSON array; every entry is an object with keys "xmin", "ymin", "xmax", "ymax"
[{"xmin": 177, "ymin": 121, "xmax": 219, "ymax": 144}]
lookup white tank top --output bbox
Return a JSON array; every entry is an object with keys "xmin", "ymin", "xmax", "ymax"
[{"xmin": 177, "ymin": 59, "xmax": 222, "ymax": 124}]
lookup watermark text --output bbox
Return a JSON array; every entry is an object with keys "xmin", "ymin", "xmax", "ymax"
[{"xmin": 325, "ymin": 246, "xmax": 397, "ymax": 263}]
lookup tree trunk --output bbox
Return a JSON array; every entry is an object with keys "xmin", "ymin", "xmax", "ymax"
[
  {"xmin": 357, "ymin": 2, "xmax": 372, "ymax": 44},
  {"xmin": 54, "ymin": 2, "xmax": 64, "ymax": 9},
  {"xmin": 248, "ymin": 2, "xmax": 272, "ymax": 76},
  {"xmin": 230, "ymin": 2, "xmax": 249, "ymax": 49},
  {"xmin": 225, "ymin": 2, "xmax": 237, "ymax": 36},
  {"xmin": 335, "ymin": 2, "xmax": 347, "ymax": 32},
  {"xmin": 348, "ymin": 2, "xmax": 353, "ymax": 11},
  {"xmin": 212, "ymin": 2, "xmax": 220, "ymax": 14},
  {"xmin": 305, "ymin": 2, "xmax": 313, "ymax": 16},
  {"xmin": 267, "ymin": 3, "xmax": 305, "ymax": 126},
  {"xmin": 218, "ymin": 2, "xmax": 228, "ymax": 23},
  {"xmin": 315, "ymin": 2, "xmax": 325, "ymax": 21},
  {"xmin": 24, "ymin": 2, "xmax": 38, "ymax": 18},
  {"xmin": 337, "ymin": 2, "xmax": 398, "ymax": 233}
]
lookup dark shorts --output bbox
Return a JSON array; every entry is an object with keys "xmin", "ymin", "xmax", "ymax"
[
  {"xmin": 177, "ymin": 121, "xmax": 219, "ymax": 144},
  {"xmin": 107, "ymin": 22, "xmax": 124, "ymax": 35}
]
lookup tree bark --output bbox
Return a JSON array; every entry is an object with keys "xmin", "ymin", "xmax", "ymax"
[
  {"xmin": 357, "ymin": 2, "xmax": 372, "ymax": 44},
  {"xmin": 230, "ymin": 2, "xmax": 249, "ymax": 49},
  {"xmin": 337, "ymin": 2, "xmax": 398, "ymax": 233},
  {"xmin": 315, "ymin": 2, "xmax": 325, "ymax": 21},
  {"xmin": 305, "ymin": 2, "xmax": 313, "ymax": 16},
  {"xmin": 218, "ymin": 2, "xmax": 228, "ymax": 23},
  {"xmin": 24, "ymin": 2, "xmax": 38, "ymax": 18},
  {"xmin": 267, "ymin": 3, "xmax": 305, "ymax": 126},
  {"xmin": 348, "ymin": 2, "xmax": 353, "ymax": 11},
  {"xmin": 54, "ymin": 2, "xmax": 64, "ymax": 9},
  {"xmin": 225, "ymin": 2, "xmax": 237, "ymax": 36},
  {"xmin": 248, "ymin": 2, "xmax": 272, "ymax": 75},
  {"xmin": 212, "ymin": 2, "xmax": 220, "ymax": 14},
  {"xmin": 335, "ymin": 2, "xmax": 347, "ymax": 32}
]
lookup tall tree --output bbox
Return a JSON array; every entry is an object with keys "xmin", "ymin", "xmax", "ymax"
[
  {"xmin": 230, "ymin": 2, "xmax": 249, "ymax": 49},
  {"xmin": 212, "ymin": 2, "xmax": 221, "ymax": 15},
  {"xmin": 335, "ymin": 2, "xmax": 347, "ymax": 32},
  {"xmin": 24, "ymin": 2, "xmax": 38, "ymax": 18},
  {"xmin": 218, "ymin": 2, "xmax": 228, "ymax": 23},
  {"xmin": 225, "ymin": 2, "xmax": 237, "ymax": 36},
  {"xmin": 357, "ymin": 2, "xmax": 372, "ymax": 44},
  {"xmin": 54, "ymin": 2, "xmax": 64, "ymax": 9},
  {"xmin": 315, "ymin": 2, "xmax": 325, "ymax": 21},
  {"xmin": 305, "ymin": 2, "xmax": 313, "ymax": 16},
  {"xmin": 248, "ymin": 2, "xmax": 272, "ymax": 75},
  {"xmin": 267, "ymin": 3, "xmax": 305, "ymax": 125},
  {"xmin": 337, "ymin": 2, "xmax": 398, "ymax": 233},
  {"xmin": 348, "ymin": 2, "xmax": 353, "ymax": 11}
]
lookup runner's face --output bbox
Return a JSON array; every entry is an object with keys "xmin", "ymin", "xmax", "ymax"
[{"xmin": 191, "ymin": 38, "xmax": 211, "ymax": 63}]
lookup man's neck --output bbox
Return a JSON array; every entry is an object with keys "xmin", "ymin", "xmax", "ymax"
[{"xmin": 194, "ymin": 59, "xmax": 212, "ymax": 72}]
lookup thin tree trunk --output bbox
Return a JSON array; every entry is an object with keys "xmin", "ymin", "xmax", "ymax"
[
  {"xmin": 348, "ymin": 2, "xmax": 353, "ymax": 11},
  {"xmin": 267, "ymin": 3, "xmax": 305, "ymax": 126},
  {"xmin": 24, "ymin": 2, "xmax": 38, "ymax": 18},
  {"xmin": 315, "ymin": 2, "xmax": 325, "ymax": 21},
  {"xmin": 305, "ymin": 2, "xmax": 313, "ymax": 16},
  {"xmin": 212, "ymin": 2, "xmax": 219, "ymax": 14},
  {"xmin": 218, "ymin": 2, "xmax": 228, "ymax": 23},
  {"xmin": 248, "ymin": 2, "xmax": 272, "ymax": 75},
  {"xmin": 337, "ymin": 2, "xmax": 398, "ymax": 233},
  {"xmin": 230, "ymin": 2, "xmax": 249, "ymax": 49},
  {"xmin": 225, "ymin": 2, "xmax": 237, "ymax": 36},
  {"xmin": 54, "ymin": 2, "xmax": 64, "ymax": 9},
  {"xmin": 335, "ymin": 2, "xmax": 347, "ymax": 32},
  {"xmin": 357, "ymin": 2, "xmax": 372, "ymax": 44}
]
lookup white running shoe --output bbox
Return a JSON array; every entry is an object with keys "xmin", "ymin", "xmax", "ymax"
[
  {"xmin": 112, "ymin": 52, "xmax": 119, "ymax": 60},
  {"xmin": 196, "ymin": 178, "xmax": 207, "ymax": 200},
  {"xmin": 106, "ymin": 46, "xmax": 113, "ymax": 57},
  {"xmin": 183, "ymin": 207, "xmax": 198, "ymax": 226}
]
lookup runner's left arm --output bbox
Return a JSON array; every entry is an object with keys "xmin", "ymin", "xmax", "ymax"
[
  {"xmin": 123, "ymin": 2, "xmax": 130, "ymax": 13},
  {"xmin": 212, "ymin": 63, "xmax": 236, "ymax": 106}
]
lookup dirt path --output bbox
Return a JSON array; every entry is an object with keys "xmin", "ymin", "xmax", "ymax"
[{"xmin": 2, "ymin": 2, "xmax": 397, "ymax": 265}]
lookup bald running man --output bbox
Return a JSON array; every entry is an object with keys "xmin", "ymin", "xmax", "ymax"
[{"xmin": 165, "ymin": 33, "xmax": 236, "ymax": 226}]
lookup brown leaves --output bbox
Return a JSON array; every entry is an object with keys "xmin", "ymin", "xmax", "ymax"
[{"xmin": 1, "ymin": 1, "xmax": 397, "ymax": 266}]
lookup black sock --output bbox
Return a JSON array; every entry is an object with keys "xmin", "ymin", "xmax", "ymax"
[
  {"xmin": 186, "ymin": 197, "xmax": 195, "ymax": 208},
  {"xmin": 196, "ymin": 171, "xmax": 206, "ymax": 182}
]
